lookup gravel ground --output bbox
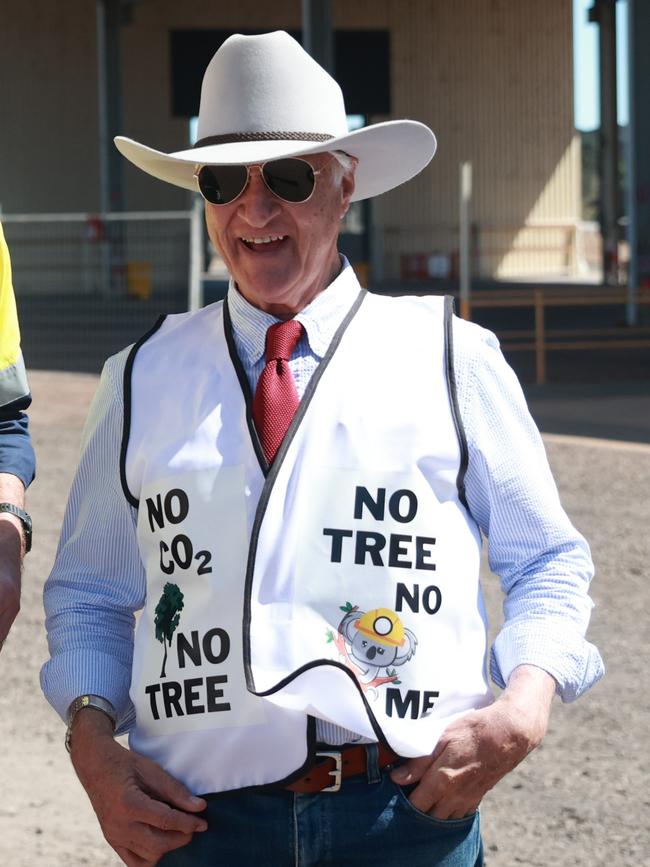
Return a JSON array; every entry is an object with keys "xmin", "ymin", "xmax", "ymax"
[{"xmin": 0, "ymin": 369, "xmax": 647, "ymax": 866}]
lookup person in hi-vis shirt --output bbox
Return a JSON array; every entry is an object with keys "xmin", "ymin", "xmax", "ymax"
[{"xmin": 0, "ymin": 222, "xmax": 34, "ymax": 646}]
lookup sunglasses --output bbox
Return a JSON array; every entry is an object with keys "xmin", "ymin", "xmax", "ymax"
[{"xmin": 194, "ymin": 156, "xmax": 334, "ymax": 206}]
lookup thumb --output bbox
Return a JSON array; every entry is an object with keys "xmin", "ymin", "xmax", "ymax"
[
  {"xmin": 139, "ymin": 756, "xmax": 207, "ymax": 812},
  {"xmin": 390, "ymin": 755, "xmax": 434, "ymax": 785}
]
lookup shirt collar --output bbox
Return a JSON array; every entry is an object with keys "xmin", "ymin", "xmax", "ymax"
[{"xmin": 227, "ymin": 256, "xmax": 361, "ymax": 365}]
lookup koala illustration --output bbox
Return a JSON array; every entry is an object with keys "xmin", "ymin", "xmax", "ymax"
[{"xmin": 337, "ymin": 606, "xmax": 417, "ymax": 685}]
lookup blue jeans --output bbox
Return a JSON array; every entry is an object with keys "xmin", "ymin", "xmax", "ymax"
[{"xmin": 159, "ymin": 748, "xmax": 483, "ymax": 866}]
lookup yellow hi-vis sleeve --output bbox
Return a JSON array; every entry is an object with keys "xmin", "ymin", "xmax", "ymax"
[{"xmin": 0, "ymin": 222, "xmax": 29, "ymax": 407}]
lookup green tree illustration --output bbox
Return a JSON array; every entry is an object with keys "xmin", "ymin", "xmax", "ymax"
[{"xmin": 154, "ymin": 582, "xmax": 184, "ymax": 678}]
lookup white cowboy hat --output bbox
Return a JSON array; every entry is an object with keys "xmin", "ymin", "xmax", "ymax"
[{"xmin": 114, "ymin": 30, "xmax": 436, "ymax": 202}]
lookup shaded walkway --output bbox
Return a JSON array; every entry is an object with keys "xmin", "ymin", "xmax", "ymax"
[{"xmin": 525, "ymin": 380, "xmax": 650, "ymax": 444}]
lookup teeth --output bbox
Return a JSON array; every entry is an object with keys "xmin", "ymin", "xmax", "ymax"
[{"xmin": 241, "ymin": 235, "xmax": 286, "ymax": 244}]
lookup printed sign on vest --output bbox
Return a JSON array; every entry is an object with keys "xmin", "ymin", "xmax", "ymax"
[
  {"xmin": 130, "ymin": 467, "xmax": 268, "ymax": 736},
  {"xmin": 248, "ymin": 465, "xmax": 488, "ymax": 753}
]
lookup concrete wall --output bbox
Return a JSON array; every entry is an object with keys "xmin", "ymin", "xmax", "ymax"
[
  {"xmin": 0, "ymin": 0, "xmax": 100, "ymax": 214},
  {"xmin": 0, "ymin": 0, "xmax": 579, "ymax": 279},
  {"xmin": 362, "ymin": 0, "xmax": 579, "ymax": 278}
]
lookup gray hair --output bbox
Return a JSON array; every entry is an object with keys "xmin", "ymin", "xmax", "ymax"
[{"xmin": 330, "ymin": 150, "xmax": 357, "ymax": 184}]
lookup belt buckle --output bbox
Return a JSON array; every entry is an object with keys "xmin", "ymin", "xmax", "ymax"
[{"xmin": 315, "ymin": 750, "xmax": 342, "ymax": 792}]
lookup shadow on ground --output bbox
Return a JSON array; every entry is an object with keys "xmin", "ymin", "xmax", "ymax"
[{"xmin": 525, "ymin": 380, "xmax": 650, "ymax": 444}]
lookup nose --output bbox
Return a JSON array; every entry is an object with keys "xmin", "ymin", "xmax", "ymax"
[
  {"xmin": 237, "ymin": 166, "xmax": 282, "ymax": 226},
  {"xmin": 366, "ymin": 646, "xmax": 377, "ymax": 661}
]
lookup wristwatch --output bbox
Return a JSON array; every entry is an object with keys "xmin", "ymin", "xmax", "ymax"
[
  {"xmin": 0, "ymin": 503, "xmax": 32, "ymax": 553},
  {"xmin": 65, "ymin": 695, "xmax": 117, "ymax": 753}
]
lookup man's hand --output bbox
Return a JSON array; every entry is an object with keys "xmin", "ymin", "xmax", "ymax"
[
  {"xmin": 0, "ymin": 472, "xmax": 26, "ymax": 645},
  {"xmin": 390, "ymin": 665, "xmax": 556, "ymax": 820},
  {"xmin": 70, "ymin": 709, "xmax": 208, "ymax": 866}
]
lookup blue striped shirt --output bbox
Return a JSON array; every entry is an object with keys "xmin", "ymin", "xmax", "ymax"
[{"xmin": 41, "ymin": 260, "xmax": 604, "ymax": 742}]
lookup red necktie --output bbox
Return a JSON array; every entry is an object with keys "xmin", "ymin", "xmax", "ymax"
[{"xmin": 252, "ymin": 319, "xmax": 304, "ymax": 464}]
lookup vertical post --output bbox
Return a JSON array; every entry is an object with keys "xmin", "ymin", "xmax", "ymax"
[
  {"xmin": 94, "ymin": 0, "xmax": 111, "ymax": 295},
  {"xmin": 301, "ymin": 0, "xmax": 333, "ymax": 72},
  {"xmin": 590, "ymin": 0, "xmax": 619, "ymax": 286},
  {"xmin": 96, "ymin": 1, "xmax": 111, "ymax": 294},
  {"xmin": 188, "ymin": 196, "xmax": 203, "ymax": 312},
  {"xmin": 96, "ymin": 1, "xmax": 109, "ymax": 216},
  {"xmin": 96, "ymin": 0, "xmax": 124, "ymax": 212},
  {"xmin": 370, "ymin": 222, "xmax": 384, "ymax": 284},
  {"xmin": 534, "ymin": 288, "xmax": 547, "ymax": 385},
  {"xmin": 626, "ymin": 0, "xmax": 638, "ymax": 325},
  {"xmin": 459, "ymin": 162, "xmax": 472, "ymax": 320},
  {"xmin": 96, "ymin": 0, "xmax": 125, "ymax": 293}
]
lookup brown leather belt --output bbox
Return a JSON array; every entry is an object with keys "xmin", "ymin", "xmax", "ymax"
[{"xmin": 286, "ymin": 744, "xmax": 400, "ymax": 793}]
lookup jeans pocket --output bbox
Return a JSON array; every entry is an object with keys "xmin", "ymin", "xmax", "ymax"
[{"xmin": 392, "ymin": 780, "xmax": 479, "ymax": 831}]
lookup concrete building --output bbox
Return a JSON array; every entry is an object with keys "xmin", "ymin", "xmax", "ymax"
[{"xmin": 0, "ymin": 0, "xmax": 582, "ymax": 284}]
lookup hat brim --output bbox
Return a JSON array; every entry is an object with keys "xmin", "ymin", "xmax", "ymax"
[{"xmin": 114, "ymin": 120, "xmax": 436, "ymax": 203}]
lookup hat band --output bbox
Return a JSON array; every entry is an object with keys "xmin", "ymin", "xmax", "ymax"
[{"xmin": 194, "ymin": 131, "xmax": 334, "ymax": 148}]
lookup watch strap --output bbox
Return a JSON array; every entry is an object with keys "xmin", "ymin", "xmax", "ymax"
[
  {"xmin": 0, "ymin": 502, "xmax": 32, "ymax": 553},
  {"xmin": 65, "ymin": 695, "xmax": 117, "ymax": 753}
]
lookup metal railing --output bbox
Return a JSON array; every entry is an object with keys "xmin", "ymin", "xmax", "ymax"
[
  {"xmin": 3, "ymin": 210, "xmax": 199, "ymax": 372},
  {"xmin": 3, "ymin": 210, "xmax": 194, "ymax": 297},
  {"xmin": 386, "ymin": 220, "xmax": 609, "ymax": 284},
  {"xmin": 463, "ymin": 286, "xmax": 650, "ymax": 384}
]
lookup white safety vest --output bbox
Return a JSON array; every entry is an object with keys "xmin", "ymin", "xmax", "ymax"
[{"xmin": 122, "ymin": 290, "xmax": 492, "ymax": 795}]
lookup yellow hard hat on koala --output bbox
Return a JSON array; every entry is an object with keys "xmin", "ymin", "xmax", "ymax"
[{"xmin": 355, "ymin": 608, "xmax": 405, "ymax": 647}]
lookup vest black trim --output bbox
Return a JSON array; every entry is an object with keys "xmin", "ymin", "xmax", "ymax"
[
  {"xmin": 223, "ymin": 298, "xmax": 269, "ymax": 474},
  {"xmin": 265, "ymin": 288, "xmax": 367, "ymax": 478},
  {"xmin": 444, "ymin": 296, "xmax": 470, "ymax": 511},
  {"xmin": 120, "ymin": 315, "xmax": 167, "ymax": 508},
  {"xmin": 239, "ymin": 289, "xmax": 405, "ymax": 750},
  {"xmin": 224, "ymin": 289, "xmax": 368, "ymax": 480},
  {"xmin": 241, "ymin": 288, "xmax": 367, "ymax": 681}
]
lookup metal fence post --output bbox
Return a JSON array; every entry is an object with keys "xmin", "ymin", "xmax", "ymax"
[
  {"xmin": 188, "ymin": 196, "xmax": 203, "ymax": 312},
  {"xmin": 459, "ymin": 162, "xmax": 472, "ymax": 319},
  {"xmin": 534, "ymin": 288, "xmax": 547, "ymax": 385}
]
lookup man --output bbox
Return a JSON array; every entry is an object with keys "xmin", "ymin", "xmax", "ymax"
[
  {"xmin": 42, "ymin": 31, "xmax": 603, "ymax": 867},
  {"xmin": 0, "ymin": 221, "xmax": 34, "ymax": 646}
]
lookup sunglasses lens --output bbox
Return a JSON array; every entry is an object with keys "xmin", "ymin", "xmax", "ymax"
[
  {"xmin": 262, "ymin": 159, "xmax": 315, "ymax": 203},
  {"xmin": 198, "ymin": 165, "xmax": 248, "ymax": 204}
]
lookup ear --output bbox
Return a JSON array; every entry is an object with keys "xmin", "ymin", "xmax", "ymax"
[{"xmin": 339, "ymin": 159, "xmax": 357, "ymax": 218}]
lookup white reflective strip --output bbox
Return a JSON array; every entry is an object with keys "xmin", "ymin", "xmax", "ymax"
[{"xmin": 0, "ymin": 351, "xmax": 29, "ymax": 407}]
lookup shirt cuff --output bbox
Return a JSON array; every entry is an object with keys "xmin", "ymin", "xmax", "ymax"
[
  {"xmin": 490, "ymin": 620, "xmax": 605, "ymax": 702},
  {"xmin": 0, "ymin": 414, "xmax": 36, "ymax": 487},
  {"xmin": 40, "ymin": 649, "xmax": 136, "ymax": 734}
]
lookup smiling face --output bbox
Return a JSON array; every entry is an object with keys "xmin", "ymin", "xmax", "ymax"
[{"xmin": 204, "ymin": 153, "xmax": 356, "ymax": 319}]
